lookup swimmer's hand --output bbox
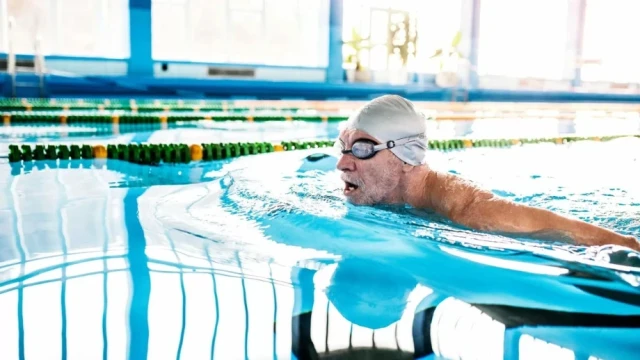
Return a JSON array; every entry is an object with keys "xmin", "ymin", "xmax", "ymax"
[{"xmin": 429, "ymin": 173, "xmax": 640, "ymax": 251}]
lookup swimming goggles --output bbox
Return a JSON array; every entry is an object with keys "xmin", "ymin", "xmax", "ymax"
[{"xmin": 337, "ymin": 133, "xmax": 425, "ymax": 160}]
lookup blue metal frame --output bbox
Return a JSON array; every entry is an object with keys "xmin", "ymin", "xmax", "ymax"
[
  {"xmin": 128, "ymin": 0, "xmax": 153, "ymax": 77},
  {"xmin": 572, "ymin": 0, "xmax": 587, "ymax": 88},
  {"xmin": 468, "ymin": 0, "xmax": 481, "ymax": 89},
  {"xmin": 152, "ymin": 59, "xmax": 326, "ymax": 71},
  {"xmin": 327, "ymin": 0, "xmax": 344, "ymax": 83}
]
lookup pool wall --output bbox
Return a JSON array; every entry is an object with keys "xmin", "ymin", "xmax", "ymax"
[{"xmin": 4, "ymin": 74, "xmax": 640, "ymax": 103}]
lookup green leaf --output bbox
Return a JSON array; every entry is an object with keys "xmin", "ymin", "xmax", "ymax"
[
  {"xmin": 429, "ymin": 49, "xmax": 443, "ymax": 59},
  {"xmin": 351, "ymin": 28, "xmax": 361, "ymax": 42},
  {"xmin": 451, "ymin": 31, "xmax": 462, "ymax": 47}
]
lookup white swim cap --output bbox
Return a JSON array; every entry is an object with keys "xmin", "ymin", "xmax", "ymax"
[{"xmin": 342, "ymin": 95, "xmax": 428, "ymax": 166}]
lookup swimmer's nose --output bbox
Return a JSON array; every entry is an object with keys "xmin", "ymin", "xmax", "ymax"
[{"xmin": 336, "ymin": 153, "xmax": 355, "ymax": 172}]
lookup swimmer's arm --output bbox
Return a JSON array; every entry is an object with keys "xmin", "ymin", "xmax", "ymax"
[{"xmin": 430, "ymin": 174, "xmax": 639, "ymax": 250}]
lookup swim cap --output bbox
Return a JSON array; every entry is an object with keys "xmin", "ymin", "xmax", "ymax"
[{"xmin": 342, "ymin": 95, "xmax": 428, "ymax": 166}]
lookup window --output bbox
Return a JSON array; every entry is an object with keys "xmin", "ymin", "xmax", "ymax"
[
  {"xmin": 477, "ymin": 0, "xmax": 570, "ymax": 80},
  {"xmin": 151, "ymin": 0, "xmax": 189, "ymax": 61},
  {"xmin": 151, "ymin": 0, "xmax": 330, "ymax": 67},
  {"xmin": 341, "ymin": 0, "xmax": 461, "ymax": 73},
  {"xmin": 580, "ymin": 0, "xmax": 640, "ymax": 83},
  {"xmin": 413, "ymin": 0, "xmax": 463, "ymax": 74},
  {"xmin": 0, "ymin": 0, "xmax": 54, "ymax": 55},
  {"xmin": 0, "ymin": 0, "xmax": 129, "ymax": 58}
]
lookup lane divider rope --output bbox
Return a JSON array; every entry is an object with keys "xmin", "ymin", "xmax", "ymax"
[
  {"xmin": 0, "ymin": 99, "xmax": 312, "ymax": 113},
  {"xmin": 0, "ymin": 113, "xmax": 344, "ymax": 124},
  {"xmin": 6, "ymin": 134, "xmax": 639, "ymax": 164},
  {"xmin": 7, "ymin": 140, "xmax": 334, "ymax": 164}
]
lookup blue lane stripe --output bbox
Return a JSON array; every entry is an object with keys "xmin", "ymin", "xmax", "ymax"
[
  {"xmin": 205, "ymin": 246, "xmax": 219, "ymax": 360},
  {"xmin": 8, "ymin": 175, "xmax": 26, "ymax": 360},
  {"xmin": 269, "ymin": 262, "xmax": 277, "ymax": 360},
  {"xmin": 17, "ymin": 284, "xmax": 24, "ymax": 360},
  {"xmin": 236, "ymin": 253, "xmax": 249, "ymax": 360},
  {"xmin": 123, "ymin": 188, "xmax": 150, "ymax": 360},
  {"xmin": 102, "ymin": 189, "xmax": 110, "ymax": 360},
  {"xmin": 56, "ymin": 172, "xmax": 68, "ymax": 360},
  {"xmin": 176, "ymin": 269, "xmax": 187, "ymax": 360}
]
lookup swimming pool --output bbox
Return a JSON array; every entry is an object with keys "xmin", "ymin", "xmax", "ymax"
[{"xmin": 1, "ymin": 100, "xmax": 639, "ymax": 360}]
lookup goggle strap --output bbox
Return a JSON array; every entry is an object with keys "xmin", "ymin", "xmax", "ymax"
[{"xmin": 373, "ymin": 134, "xmax": 426, "ymax": 151}]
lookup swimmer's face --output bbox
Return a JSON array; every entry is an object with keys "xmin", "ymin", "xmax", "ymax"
[{"xmin": 336, "ymin": 129, "xmax": 404, "ymax": 205}]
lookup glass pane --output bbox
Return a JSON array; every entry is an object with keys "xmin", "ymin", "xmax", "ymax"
[
  {"xmin": 263, "ymin": 0, "xmax": 299, "ymax": 65},
  {"xmin": 151, "ymin": 0, "xmax": 188, "ymax": 60},
  {"xmin": 413, "ymin": 0, "xmax": 462, "ymax": 73},
  {"xmin": 369, "ymin": 44, "xmax": 388, "ymax": 70},
  {"xmin": 0, "ymin": 1, "xmax": 7, "ymax": 52},
  {"xmin": 151, "ymin": 0, "xmax": 328, "ymax": 66},
  {"xmin": 477, "ymin": 0, "xmax": 570, "ymax": 79},
  {"xmin": 297, "ymin": 0, "xmax": 330, "ymax": 67},
  {"xmin": 6, "ymin": 0, "xmax": 54, "ymax": 55},
  {"xmin": 342, "ymin": 0, "xmax": 432, "ymax": 71},
  {"xmin": 5, "ymin": 0, "xmax": 129, "ymax": 57},
  {"xmin": 105, "ymin": 0, "xmax": 130, "ymax": 58},
  {"xmin": 188, "ymin": 0, "xmax": 227, "ymax": 62},
  {"xmin": 369, "ymin": 9, "xmax": 388, "ymax": 45},
  {"xmin": 581, "ymin": 0, "xmax": 640, "ymax": 83},
  {"xmin": 228, "ymin": 0, "xmax": 264, "ymax": 12},
  {"xmin": 228, "ymin": 10, "xmax": 263, "ymax": 63},
  {"xmin": 56, "ymin": 0, "xmax": 101, "ymax": 57}
]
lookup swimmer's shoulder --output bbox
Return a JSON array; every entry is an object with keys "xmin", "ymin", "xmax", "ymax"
[{"xmin": 421, "ymin": 169, "xmax": 493, "ymax": 214}]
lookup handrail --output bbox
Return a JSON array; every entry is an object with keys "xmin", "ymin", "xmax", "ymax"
[
  {"xmin": 34, "ymin": 34, "xmax": 46, "ymax": 97},
  {"xmin": 7, "ymin": 16, "xmax": 16, "ymax": 96}
]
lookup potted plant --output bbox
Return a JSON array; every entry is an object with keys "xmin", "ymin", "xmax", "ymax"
[
  {"xmin": 386, "ymin": 13, "xmax": 417, "ymax": 85},
  {"xmin": 343, "ymin": 28, "xmax": 371, "ymax": 83},
  {"xmin": 429, "ymin": 31, "xmax": 466, "ymax": 88}
]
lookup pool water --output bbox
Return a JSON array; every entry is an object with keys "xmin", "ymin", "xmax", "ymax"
[{"xmin": 1, "ymin": 118, "xmax": 639, "ymax": 360}]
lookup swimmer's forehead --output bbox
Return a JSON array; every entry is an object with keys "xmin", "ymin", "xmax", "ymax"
[{"xmin": 338, "ymin": 129, "xmax": 380, "ymax": 146}]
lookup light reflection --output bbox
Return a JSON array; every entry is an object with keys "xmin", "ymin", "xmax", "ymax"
[
  {"xmin": 0, "ymin": 248, "xmax": 638, "ymax": 360},
  {"xmin": 431, "ymin": 297, "xmax": 505, "ymax": 360},
  {"xmin": 173, "ymin": 272, "xmax": 216, "ymax": 360},
  {"xmin": 211, "ymin": 272, "xmax": 248, "ymax": 359},
  {"xmin": 440, "ymin": 245, "xmax": 570, "ymax": 276},
  {"xmin": 23, "ymin": 281, "xmax": 62, "ymax": 360},
  {"xmin": 244, "ymin": 262, "xmax": 277, "ymax": 360},
  {"xmin": 147, "ymin": 272, "xmax": 184, "ymax": 360},
  {"xmin": 0, "ymin": 290, "xmax": 19, "ymax": 360},
  {"xmin": 65, "ymin": 275, "xmax": 105, "ymax": 360},
  {"xmin": 519, "ymin": 334, "xmax": 575, "ymax": 360}
]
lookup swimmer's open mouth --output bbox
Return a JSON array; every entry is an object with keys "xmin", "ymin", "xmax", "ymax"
[{"xmin": 344, "ymin": 180, "xmax": 359, "ymax": 195}]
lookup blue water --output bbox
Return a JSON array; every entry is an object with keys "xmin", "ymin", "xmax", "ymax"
[{"xmin": 1, "ymin": 119, "xmax": 640, "ymax": 360}]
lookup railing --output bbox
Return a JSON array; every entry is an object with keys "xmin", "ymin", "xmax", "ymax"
[
  {"xmin": 6, "ymin": 16, "xmax": 16, "ymax": 97},
  {"xmin": 3, "ymin": 17, "xmax": 47, "ymax": 97}
]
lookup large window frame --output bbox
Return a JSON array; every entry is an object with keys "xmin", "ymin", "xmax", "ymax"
[
  {"xmin": 151, "ymin": 0, "xmax": 330, "ymax": 68},
  {"xmin": 578, "ymin": 0, "xmax": 640, "ymax": 85},
  {"xmin": 476, "ymin": 0, "xmax": 574, "ymax": 81},
  {"xmin": 0, "ymin": 0, "xmax": 130, "ymax": 59}
]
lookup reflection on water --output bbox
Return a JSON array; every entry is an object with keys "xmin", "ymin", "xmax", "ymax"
[
  {"xmin": 1, "ymin": 246, "xmax": 639, "ymax": 359},
  {"xmin": 1, "ymin": 139, "xmax": 640, "ymax": 359},
  {"xmin": 3, "ymin": 115, "xmax": 639, "ymax": 150}
]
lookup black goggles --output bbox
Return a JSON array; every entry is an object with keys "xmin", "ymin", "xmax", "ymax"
[{"xmin": 337, "ymin": 134, "xmax": 424, "ymax": 160}]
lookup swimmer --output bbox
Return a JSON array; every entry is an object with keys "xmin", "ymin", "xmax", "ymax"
[{"xmin": 336, "ymin": 95, "xmax": 640, "ymax": 251}]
